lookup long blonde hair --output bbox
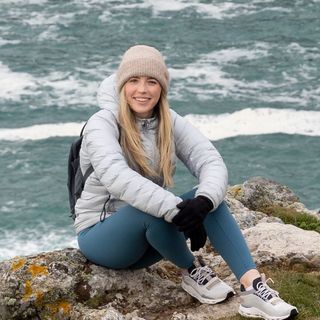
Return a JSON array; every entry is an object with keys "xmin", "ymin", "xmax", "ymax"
[{"xmin": 118, "ymin": 88, "xmax": 174, "ymax": 187}]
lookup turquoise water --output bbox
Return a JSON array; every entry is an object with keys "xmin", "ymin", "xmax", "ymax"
[{"xmin": 1, "ymin": 0, "xmax": 320, "ymax": 261}]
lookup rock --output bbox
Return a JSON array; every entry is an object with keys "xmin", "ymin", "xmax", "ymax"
[
  {"xmin": 225, "ymin": 191, "xmax": 277, "ymax": 229},
  {"xmin": 244, "ymin": 222, "xmax": 320, "ymax": 269},
  {"xmin": 230, "ymin": 176, "xmax": 299, "ymax": 210},
  {"xmin": 0, "ymin": 248, "xmax": 237, "ymax": 320},
  {"xmin": 1, "ymin": 177, "xmax": 319, "ymax": 319}
]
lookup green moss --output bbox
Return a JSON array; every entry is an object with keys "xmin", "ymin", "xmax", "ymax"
[
  {"xmin": 268, "ymin": 270, "xmax": 320, "ymax": 319},
  {"xmin": 220, "ymin": 269, "xmax": 320, "ymax": 320},
  {"xmin": 85, "ymin": 294, "xmax": 106, "ymax": 308},
  {"xmin": 261, "ymin": 205, "xmax": 320, "ymax": 233}
]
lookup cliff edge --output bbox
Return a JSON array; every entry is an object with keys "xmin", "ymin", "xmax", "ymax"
[{"xmin": 1, "ymin": 177, "xmax": 319, "ymax": 320}]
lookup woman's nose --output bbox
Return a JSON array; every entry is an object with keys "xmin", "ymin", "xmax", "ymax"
[{"xmin": 137, "ymin": 80, "xmax": 147, "ymax": 92}]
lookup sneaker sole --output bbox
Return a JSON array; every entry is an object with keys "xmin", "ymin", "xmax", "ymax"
[
  {"xmin": 238, "ymin": 304, "xmax": 298, "ymax": 320},
  {"xmin": 182, "ymin": 282, "xmax": 235, "ymax": 304}
]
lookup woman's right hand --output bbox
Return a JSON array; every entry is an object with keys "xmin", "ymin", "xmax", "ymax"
[{"xmin": 185, "ymin": 224, "xmax": 207, "ymax": 251}]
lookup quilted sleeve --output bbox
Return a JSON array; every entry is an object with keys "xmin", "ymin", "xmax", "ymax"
[{"xmin": 172, "ymin": 110, "xmax": 228, "ymax": 209}]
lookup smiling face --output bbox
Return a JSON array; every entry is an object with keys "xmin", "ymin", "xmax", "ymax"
[{"xmin": 124, "ymin": 76, "xmax": 162, "ymax": 119}]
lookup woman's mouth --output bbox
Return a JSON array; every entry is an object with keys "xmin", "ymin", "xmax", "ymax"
[{"xmin": 134, "ymin": 97, "xmax": 150, "ymax": 102}]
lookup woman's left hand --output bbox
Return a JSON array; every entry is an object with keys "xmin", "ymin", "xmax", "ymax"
[{"xmin": 172, "ymin": 196, "xmax": 213, "ymax": 233}]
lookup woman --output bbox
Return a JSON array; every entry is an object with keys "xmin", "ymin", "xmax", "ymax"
[{"xmin": 75, "ymin": 45, "xmax": 298, "ymax": 320}]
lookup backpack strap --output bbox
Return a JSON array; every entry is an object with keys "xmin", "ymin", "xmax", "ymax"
[
  {"xmin": 80, "ymin": 122, "xmax": 87, "ymax": 136},
  {"xmin": 81, "ymin": 123, "xmax": 94, "ymax": 185}
]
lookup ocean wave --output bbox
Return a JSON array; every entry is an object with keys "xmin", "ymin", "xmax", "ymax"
[
  {"xmin": 0, "ymin": 62, "xmax": 38, "ymax": 101},
  {"xmin": 1, "ymin": 39, "xmax": 319, "ymax": 109},
  {"xmin": 1, "ymin": 0, "xmax": 47, "ymax": 3},
  {"xmin": 169, "ymin": 45, "xmax": 275, "ymax": 100},
  {"xmin": 0, "ymin": 38, "xmax": 20, "ymax": 46},
  {"xmin": 185, "ymin": 108, "xmax": 320, "ymax": 140},
  {"xmin": 170, "ymin": 44, "xmax": 271, "ymax": 79},
  {"xmin": 1, "ymin": 108, "xmax": 320, "ymax": 141},
  {"xmin": 169, "ymin": 43, "xmax": 320, "ymax": 106},
  {"xmin": 0, "ymin": 227, "xmax": 77, "ymax": 261},
  {"xmin": 24, "ymin": 11, "xmax": 76, "ymax": 27},
  {"xmin": 0, "ymin": 62, "xmax": 101, "ymax": 106},
  {"xmin": 111, "ymin": 0, "xmax": 287, "ymax": 19},
  {"xmin": 0, "ymin": 122, "xmax": 86, "ymax": 141}
]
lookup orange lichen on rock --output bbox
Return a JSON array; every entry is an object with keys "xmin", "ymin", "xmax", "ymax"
[
  {"xmin": 59, "ymin": 301, "xmax": 71, "ymax": 314},
  {"xmin": 27, "ymin": 264, "xmax": 49, "ymax": 277},
  {"xmin": 47, "ymin": 301, "xmax": 71, "ymax": 316},
  {"xmin": 11, "ymin": 258, "xmax": 26, "ymax": 271},
  {"xmin": 35, "ymin": 291, "xmax": 45, "ymax": 307},
  {"xmin": 22, "ymin": 280, "xmax": 45, "ymax": 305},
  {"xmin": 22, "ymin": 280, "xmax": 33, "ymax": 301}
]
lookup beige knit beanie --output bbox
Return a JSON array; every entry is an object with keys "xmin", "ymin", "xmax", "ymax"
[{"xmin": 116, "ymin": 45, "xmax": 169, "ymax": 94}]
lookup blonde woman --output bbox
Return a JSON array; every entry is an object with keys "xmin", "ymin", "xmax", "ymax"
[{"xmin": 75, "ymin": 45, "xmax": 298, "ymax": 320}]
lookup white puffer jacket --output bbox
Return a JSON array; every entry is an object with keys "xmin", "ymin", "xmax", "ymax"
[{"xmin": 74, "ymin": 74, "xmax": 228, "ymax": 234}]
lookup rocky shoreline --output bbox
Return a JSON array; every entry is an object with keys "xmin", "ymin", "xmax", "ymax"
[{"xmin": 1, "ymin": 177, "xmax": 319, "ymax": 320}]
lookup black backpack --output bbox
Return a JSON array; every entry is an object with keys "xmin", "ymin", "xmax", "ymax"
[{"xmin": 67, "ymin": 124, "xmax": 94, "ymax": 220}]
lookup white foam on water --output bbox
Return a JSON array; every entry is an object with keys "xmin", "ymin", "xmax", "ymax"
[
  {"xmin": 204, "ymin": 46, "xmax": 269, "ymax": 64},
  {"xmin": 0, "ymin": 62, "xmax": 38, "ymax": 101},
  {"xmin": 0, "ymin": 227, "xmax": 77, "ymax": 262},
  {"xmin": 256, "ymin": 88, "xmax": 320, "ymax": 107},
  {"xmin": 39, "ymin": 71, "xmax": 99, "ymax": 107},
  {"xmin": 169, "ymin": 42, "xmax": 320, "ymax": 106},
  {"xmin": 0, "ymin": 147, "xmax": 18, "ymax": 156},
  {"xmin": 144, "ymin": 0, "xmax": 192, "ymax": 12},
  {"xmin": 169, "ymin": 45, "xmax": 270, "ymax": 89},
  {"xmin": 184, "ymin": 108, "xmax": 320, "ymax": 141},
  {"xmin": 23, "ymin": 11, "xmax": 76, "ymax": 27},
  {"xmin": 2, "ymin": 0, "xmax": 47, "ymax": 3},
  {"xmin": 0, "ymin": 63, "xmax": 99, "ymax": 106},
  {"xmin": 252, "ymin": 0, "xmax": 276, "ymax": 3},
  {"xmin": 37, "ymin": 25, "xmax": 60, "ymax": 41},
  {"xmin": 0, "ymin": 38, "xmax": 20, "ymax": 46},
  {"xmin": 1, "ymin": 108, "xmax": 320, "ymax": 141},
  {"xmin": 169, "ymin": 45, "xmax": 275, "ymax": 99},
  {"xmin": 170, "ymin": 64, "xmax": 246, "ymax": 98},
  {"xmin": 98, "ymin": 9, "xmax": 112, "ymax": 22},
  {"xmin": 186, "ymin": 2, "xmax": 255, "ymax": 20},
  {"xmin": 0, "ymin": 122, "xmax": 85, "ymax": 141},
  {"xmin": 139, "ymin": 0, "xmax": 290, "ymax": 19},
  {"xmin": 107, "ymin": 0, "xmax": 269, "ymax": 19}
]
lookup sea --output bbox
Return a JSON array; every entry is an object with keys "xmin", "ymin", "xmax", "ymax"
[{"xmin": 1, "ymin": 0, "xmax": 319, "ymax": 262}]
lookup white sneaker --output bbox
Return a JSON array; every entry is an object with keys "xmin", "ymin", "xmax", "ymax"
[
  {"xmin": 238, "ymin": 274, "xmax": 298, "ymax": 320},
  {"xmin": 182, "ymin": 261, "xmax": 235, "ymax": 304}
]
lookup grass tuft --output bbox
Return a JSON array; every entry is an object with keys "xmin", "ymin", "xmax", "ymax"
[
  {"xmin": 220, "ymin": 269, "xmax": 320, "ymax": 320},
  {"xmin": 260, "ymin": 205, "xmax": 320, "ymax": 233}
]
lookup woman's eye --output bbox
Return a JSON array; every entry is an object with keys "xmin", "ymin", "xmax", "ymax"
[
  {"xmin": 148, "ymin": 79, "xmax": 158, "ymax": 85},
  {"xmin": 129, "ymin": 78, "xmax": 138, "ymax": 83}
]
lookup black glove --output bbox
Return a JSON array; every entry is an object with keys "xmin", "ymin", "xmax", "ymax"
[
  {"xmin": 185, "ymin": 224, "xmax": 207, "ymax": 251},
  {"xmin": 172, "ymin": 196, "xmax": 213, "ymax": 233}
]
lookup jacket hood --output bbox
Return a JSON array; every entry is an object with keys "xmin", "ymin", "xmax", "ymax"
[{"xmin": 97, "ymin": 74, "xmax": 120, "ymax": 116}]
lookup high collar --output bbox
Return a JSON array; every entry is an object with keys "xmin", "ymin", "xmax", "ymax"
[{"xmin": 136, "ymin": 116, "xmax": 158, "ymax": 131}]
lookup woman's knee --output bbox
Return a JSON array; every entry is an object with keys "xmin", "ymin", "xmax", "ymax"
[
  {"xmin": 210, "ymin": 201, "xmax": 230, "ymax": 216},
  {"xmin": 203, "ymin": 201, "xmax": 233, "ymax": 228}
]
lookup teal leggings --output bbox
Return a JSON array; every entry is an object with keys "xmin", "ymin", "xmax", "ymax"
[{"xmin": 78, "ymin": 189, "xmax": 256, "ymax": 280}]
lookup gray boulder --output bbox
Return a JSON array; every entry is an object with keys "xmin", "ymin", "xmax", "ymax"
[{"xmin": 1, "ymin": 177, "xmax": 319, "ymax": 319}]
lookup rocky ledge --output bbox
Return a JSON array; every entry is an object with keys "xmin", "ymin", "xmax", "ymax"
[{"xmin": 0, "ymin": 177, "xmax": 319, "ymax": 320}]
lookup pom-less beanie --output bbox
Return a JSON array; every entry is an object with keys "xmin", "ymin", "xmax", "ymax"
[{"xmin": 116, "ymin": 45, "xmax": 169, "ymax": 94}]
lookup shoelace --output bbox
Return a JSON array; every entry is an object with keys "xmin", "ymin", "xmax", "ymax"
[
  {"xmin": 189, "ymin": 266, "xmax": 215, "ymax": 285},
  {"xmin": 255, "ymin": 278, "xmax": 279, "ymax": 301}
]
